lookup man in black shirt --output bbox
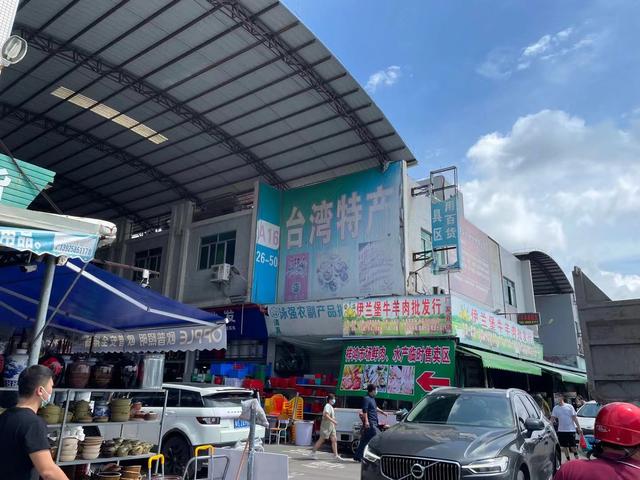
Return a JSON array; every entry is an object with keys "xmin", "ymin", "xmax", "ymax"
[
  {"xmin": 0, "ymin": 365, "xmax": 68, "ymax": 480},
  {"xmin": 353, "ymin": 384, "xmax": 387, "ymax": 462}
]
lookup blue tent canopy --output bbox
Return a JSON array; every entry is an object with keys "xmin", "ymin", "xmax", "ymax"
[{"xmin": 0, "ymin": 259, "xmax": 223, "ymax": 334}]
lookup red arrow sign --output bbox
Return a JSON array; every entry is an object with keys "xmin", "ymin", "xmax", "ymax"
[{"xmin": 416, "ymin": 371, "xmax": 451, "ymax": 392}]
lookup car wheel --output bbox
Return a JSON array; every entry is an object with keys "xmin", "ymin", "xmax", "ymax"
[
  {"xmin": 162, "ymin": 434, "xmax": 191, "ymax": 475},
  {"xmin": 516, "ymin": 469, "xmax": 527, "ymax": 480},
  {"xmin": 351, "ymin": 439, "xmax": 359, "ymax": 455}
]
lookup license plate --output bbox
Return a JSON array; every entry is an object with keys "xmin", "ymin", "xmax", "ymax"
[{"xmin": 234, "ymin": 419, "xmax": 249, "ymax": 428}]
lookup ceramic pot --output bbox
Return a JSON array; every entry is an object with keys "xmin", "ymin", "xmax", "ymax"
[
  {"xmin": 4, "ymin": 348, "xmax": 28, "ymax": 388},
  {"xmin": 92, "ymin": 363, "xmax": 114, "ymax": 388},
  {"xmin": 67, "ymin": 359, "xmax": 91, "ymax": 388}
]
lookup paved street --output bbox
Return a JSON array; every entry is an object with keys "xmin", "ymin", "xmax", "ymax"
[{"xmin": 264, "ymin": 444, "xmax": 360, "ymax": 480}]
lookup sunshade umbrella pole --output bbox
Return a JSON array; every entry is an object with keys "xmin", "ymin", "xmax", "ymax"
[{"xmin": 28, "ymin": 255, "xmax": 56, "ymax": 366}]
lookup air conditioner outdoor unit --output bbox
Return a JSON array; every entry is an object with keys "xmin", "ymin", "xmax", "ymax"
[{"xmin": 210, "ymin": 263, "xmax": 231, "ymax": 283}]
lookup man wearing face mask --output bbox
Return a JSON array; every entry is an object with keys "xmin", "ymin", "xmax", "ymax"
[
  {"xmin": 0, "ymin": 365, "xmax": 69, "ymax": 480},
  {"xmin": 310, "ymin": 393, "xmax": 345, "ymax": 461}
]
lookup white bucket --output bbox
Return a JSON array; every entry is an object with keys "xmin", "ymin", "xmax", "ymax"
[{"xmin": 294, "ymin": 420, "xmax": 314, "ymax": 446}]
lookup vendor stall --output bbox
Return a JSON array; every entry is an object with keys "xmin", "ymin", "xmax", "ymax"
[{"xmin": 0, "ymin": 205, "xmax": 226, "ymax": 478}]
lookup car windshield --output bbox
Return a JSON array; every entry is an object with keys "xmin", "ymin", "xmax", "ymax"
[
  {"xmin": 578, "ymin": 403, "xmax": 601, "ymax": 418},
  {"xmin": 202, "ymin": 391, "xmax": 253, "ymax": 408},
  {"xmin": 406, "ymin": 393, "xmax": 515, "ymax": 428}
]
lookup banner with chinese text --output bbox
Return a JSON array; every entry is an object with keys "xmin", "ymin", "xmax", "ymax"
[
  {"xmin": 337, "ymin": 339, "xmax": 456, "ymax": 403},
  {"xmin": 343, "ymin": 295, "xmax": 451, "ymax": 337},
  {"xmin": 431, "ymin": 192, "xmax": 461, "ymax": 272},
  {"xmin": 72, "ymin": 324, "xmax": 227, "ymax": 353},
  {"xmin": 266, "ymin": 299, "xmax": 345, "ymax": 337},
  {"xmin": 277, "ymin": 162, "xmax": 404, "ymax": 302},
  {"xmin": 451, "ymin": 295, "xmax": 543, "ymax": 360}
]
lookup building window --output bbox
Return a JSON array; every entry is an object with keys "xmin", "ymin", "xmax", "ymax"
[
  {"xmin": 133, "ymin": 247, "xmax": 162, "ymax": 282},
  {"xmin": 503, "ymin": 277, "xmax": 517, "ymax": 307},
  {"xmin": 199, "ymin": 231, "xmax": 236, "ymax": 270},
  {"xmin": 420, "ymin": 229, "xmax": 447, "ymax": 267}
]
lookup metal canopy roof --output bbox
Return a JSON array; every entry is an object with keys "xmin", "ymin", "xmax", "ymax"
[
  {"xmin": 0, "ymin": 0, "xmax": 415, "ymax": 230},
  {"xmin": 515, "ymin": 251, "xmax": 574, "ymax": 296}
]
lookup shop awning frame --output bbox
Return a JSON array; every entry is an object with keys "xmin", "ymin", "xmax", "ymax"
[
  {"xmin": 459, "ymin": 346, "xmax": 542, "ymax": 376},
  {"xmin": 536, "ymin": 363, "xmax": 587, "ymax": 384},
  {"xmin": 0, "ymin": 259, "xmax": 225, "ymax": 334}
]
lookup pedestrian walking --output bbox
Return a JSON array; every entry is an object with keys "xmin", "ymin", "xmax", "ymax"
[
  {"xmin": 0, "ymin": 365, "xmax": 69, "ymax": 480},
  {"xmin": 551, "ymin": 394, "xmax": 583, "ymax": 462},
  {"xmin": 353, "ymin": 384, "xmax": 387, "ymax": 462},
  {"xmin": 554, "ymin": 402, "xmax": 640, "ymax": 479},
  {"xmin": 310, "ymin": 393, "xmax": 345, "ymax": 461}
]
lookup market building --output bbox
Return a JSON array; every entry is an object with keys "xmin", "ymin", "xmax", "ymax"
[{"xmin": 0, "ymin": 0, "xmax": 587, "ymax": 445}]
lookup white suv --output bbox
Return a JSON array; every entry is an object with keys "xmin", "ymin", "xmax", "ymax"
[{"xmin": 121, "ymin": 383, "xmax": 265, "ymax": 474}]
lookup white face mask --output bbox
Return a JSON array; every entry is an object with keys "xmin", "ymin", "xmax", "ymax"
[
  {"xmin": 330, "ymin": 399, "xmax": 336, "ymax": 405},
  {"xmin": 39, "ymin": 387, "xmax": 53, "ymax": 408}
]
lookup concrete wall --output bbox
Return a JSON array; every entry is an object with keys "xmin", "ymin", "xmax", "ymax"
[
  {"xmin": 124, "ymin": 232, "xmax": 169, "ymax": 293},
  {"xmin": 500, "ymin": 246, "xmax": 536, "ymax": 315},
  {"xmin": 536, "ymin": 293, "xmax": 580, "ymax": 359},
  {"xmin": 181, "ymin": 210, "xmax": 253, "ymax": 307}
]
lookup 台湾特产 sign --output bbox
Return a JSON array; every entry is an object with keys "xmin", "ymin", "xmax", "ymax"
[{"xmin": 337, "ymin": 339, "xmax": 456, "ymax": 403}]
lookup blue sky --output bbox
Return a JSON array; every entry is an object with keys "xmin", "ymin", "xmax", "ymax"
[{"xmin": 284, "ymin": 0, "xmax": 640, "ymax": 298}]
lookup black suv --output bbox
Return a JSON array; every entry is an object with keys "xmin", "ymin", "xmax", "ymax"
[{"xmin": 361, "ymin": 388, "xmax": 560, "ymax": 480}]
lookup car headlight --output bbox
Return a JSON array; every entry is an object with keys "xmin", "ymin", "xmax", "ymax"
[
  {"xmin": 463, "ymin": 456, "xmax": 509, "ymax": 474},
  {"xmin": 363, "ymin": 445, "xmax": 381, "ymax": 463}
]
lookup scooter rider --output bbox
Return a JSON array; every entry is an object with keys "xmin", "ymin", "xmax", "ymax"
[{"xmin": 554, "ymin": 402, "xmax": 640, "ymax": 479}]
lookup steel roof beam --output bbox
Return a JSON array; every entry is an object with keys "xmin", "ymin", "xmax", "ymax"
[
  {"xmin": 0, "ymin": 102, "xmax": 201, "ymax": 206},
  {"xmin": 82, "ymin": 132, "xmax": 398, "ymax": 218},
  {"xmin": 57, "ymin": 100, "xmax": 372, "ymax": 207},
  {"xmin": 60, "ymin": 116, "xmax": 385, "ymax": 212},
  {"xmin": 10, "ymin": 4, "xmax": 287, "ymax": 188},
  {"xmin": 50, "ymin": 84, "xmax": 362, "ymax": 206},
  {"xmin": 5, "ymin": 0, "xmax": 205, "ymax": 145},
  {"xmin": 213, "ymin": 0, "xmax": 391, "ymax": 170},
  {"xmin": 0, "ymin": 0, "xmax": 126, "ymax": 98},
  {"xmin": 87, "ymin": 142, "xmax": 404, "ymax": 220},
  {"xmin": 31, "ymin": 56, "xmax": 340, "ymax": 204},
  {"xmin": 51, "ymin": 177, "xmax": 154, "ymax": 230}
]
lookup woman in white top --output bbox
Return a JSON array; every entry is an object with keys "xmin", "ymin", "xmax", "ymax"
[{"xmin": 311, "ymin": 393, "xmax": 345, "ymax": 461}]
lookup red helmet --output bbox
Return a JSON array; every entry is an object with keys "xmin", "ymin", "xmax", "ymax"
[{"xmin": 595, "ymin": 402, "xmax": 640, "ymax": 447}]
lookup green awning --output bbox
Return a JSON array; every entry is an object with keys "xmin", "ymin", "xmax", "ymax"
[
  {"xmin": 460, "ymin": 346, "xmax": 542, "ymax": 376},
  {"xmin": 537, "ymin": 364, "xmax": 587, "ymax": 384}
]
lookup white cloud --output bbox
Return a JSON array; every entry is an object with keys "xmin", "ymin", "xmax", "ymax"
[
  {"xmin": 462, "ymin": 110, "xmax": 640, "ymax": 299},
  {"xmin": 478, "ymin": 25, "xmax": 599, "ymax": 80},
  {"xmin": 365, "ymin": 65, "xmax": 402, "ymax": 93}
]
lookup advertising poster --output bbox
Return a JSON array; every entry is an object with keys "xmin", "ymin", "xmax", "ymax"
[
  {"xmin": 431, "ymin": 192, "xmax": 461, "ymax": 271},
  {"xmin": 451, "ymin": 295, "xmax": 543, "ymax": 360},
  {"xmin": 342, "ymin": 295, "xmax": 451, "ymax": 337},
  {"xmin": 449, "ymin": 219, "xmax": 495, "ymax": 307},
  {"xmin": 277, "ymin": 162, "xmax": 404, "ymax": 302},
  {"xmin": 337, "ymin": 339, "xmax": 456, "ymax": 403}
]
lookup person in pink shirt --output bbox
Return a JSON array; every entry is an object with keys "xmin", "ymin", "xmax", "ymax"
[{"xmin": 554, "ymin": 402, "xmax": 640, "ymax": 480}]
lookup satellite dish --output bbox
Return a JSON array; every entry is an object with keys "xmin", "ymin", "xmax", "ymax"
[{"xmin": 1, "ymin": 35, "xmax": 28, "ymax": 66}]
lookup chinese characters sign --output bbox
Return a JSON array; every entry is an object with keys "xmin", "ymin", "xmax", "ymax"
[
  {"xmin": 431, "ymin": 193, "xmax": 461, "ymax": 272},
  {"xmin": 451, "ymin": 295, "xmax": 543, "ymax": 360},
  {"xmin": 343, "ymin": 295, "xmax": 451, "ymax": 337},
  {"xmin": 266, "ymin": 299, "xmax": 345, "ymax": 337},
  {"xmin": 278, "ymin": 162, "xmax": 404, "ymax": 302},
  {"xmin": 0, "ymin": 154, "xmax": 56, "ymax": 208},
  {"xmin": 337, "ymin": 339, "xmax": 456, "ymax": 403},
  {"xmin": 0, "ymin": 227, "xmax": 99, "ymax": 262},
  {"xmin": 250, "ymin": 183, "xmax": 281, "ymax": 304},
  {"xmin": 73, "ymin": 324, "xmax": 227, "ymax": 353}
]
